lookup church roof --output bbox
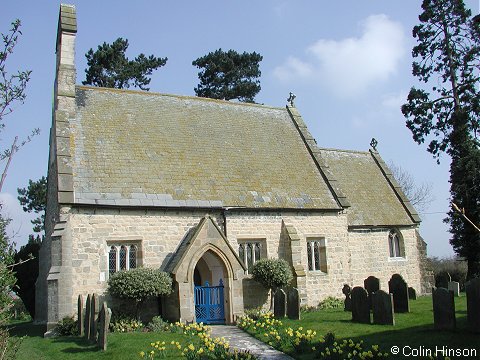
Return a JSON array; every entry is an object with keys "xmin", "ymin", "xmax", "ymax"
[
  {"xmin": 71, "ymin": 86, "xmax": 341, "ymax": 210},
  {"xmin": 319, "ymin": 148, "xmax": 419, "ymax": 226}
]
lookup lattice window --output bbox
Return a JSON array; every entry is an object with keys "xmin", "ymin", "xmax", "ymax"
[
  {"xmin": 109, "ymin": 246, "xmax": 117, "ymax": 275},
  {"xmin": 238, "ymin": 240, "xmax": 264, "ymax": 273},
  {"xmin": 388, "ymin": 229, "xmax": 405, "ymax": 258},
  {"xmin": 108, "ymin": 243, "xmax": 139, "ymax": 274},
  {"xmin": 129, "ymin": 245, "xmax": 137, "ymax": 269},
  {"xmin": 306, "ymin": 238, "xmax": 327, "ymax": 272},
  {"xmin": 120, "ymin": 245, "xmax": 127, "ymax": 270}
]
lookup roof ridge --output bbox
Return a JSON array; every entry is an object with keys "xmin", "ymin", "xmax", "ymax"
[
  {"xmin": 286, "ymin": 105, "xmax": 349, "ymax": 209},
  {"xmin": 318, "ymin": 147, "xmax": 370, "ymax": 155},
  {"xmin": 369, "ymin": 150, "xmax": 421, "ymax": 224},
  {"xmin": 75, "ymin": 85, "xmax": 285, "ymax": 111}
]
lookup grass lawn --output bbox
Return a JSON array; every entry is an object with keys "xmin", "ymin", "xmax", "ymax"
[
  {"xmin": 7, "ymin": 295, "xmax": 480, "ymax": 359},
  {"xmin": 8, "ymin": 322, "xmax": 200, "ymax": 360},
  {"xmin": 243, "ymin": 295, "xmax": 480, "ymax": 359}
]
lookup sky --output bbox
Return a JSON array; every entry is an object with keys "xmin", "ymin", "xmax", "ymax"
[{"xmin": 1, "ymin": 0, "xmax": 478, "ymax": 257}]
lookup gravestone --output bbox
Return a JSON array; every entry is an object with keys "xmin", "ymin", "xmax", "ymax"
[
  {"xmin": 432, "ymin": 287, "xmax": 456, "ymax": 330},
  {"xmin": 274, "ymin": 289, "xmax": 286, "ymax": 318},
  {"xmin": 89, "ymin": 293, "xmax": 99, "ymax": 342},
  {"xmin": 351, "ymin": 286, "xmax": 370, "ymax": 324},
  {"xmin": 342, "ymin": 284, "xmax": 352, "ymax": 312},
  {"xmin": 408, "ymin": 287, "xmax": 417, "ymax": 300},
  {"xmin": 447, "ymin": 281, "xmax": 460, "ymax": 297},
  {"xmin": 388, "ymin": 274, "xmax": 409, "ymax": 313},
  {"xmin": 372, "ymin": 290, "xmax": 395, "ymax": 325},
  {"xmin": 97, "ymin": 302, "xmax": 112, "ymax": 351},
  {"xmin": 466, "ymin": 278, "xmax": 480, "ymax": 333},
  {"xmin": 84, "ymin": 294, "xmax": 91, "ymax": 339},
  {"xmin": 364, "ymin": 276, "xmax": 380, "ymax": 309},
  {"xmin": 77, "ymin": 294, "xmax": 84, "ymax": 336},
  {"xmin": 287, "ymin": 288, "xmax": 300, "ymax": 320}
]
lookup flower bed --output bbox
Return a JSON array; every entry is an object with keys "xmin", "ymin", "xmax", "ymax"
[
  {"xmin": 140, "ymin": 321, "xmax": 257, "ymax": 359},
  {"xmin": 237, "ymin": 312, "xmax": 388, "ymax": 359}
]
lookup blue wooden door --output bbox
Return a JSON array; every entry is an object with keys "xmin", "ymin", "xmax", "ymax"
[{"xmin": 194, "ymin": 279, "xmax": 225, "ymax": 324}]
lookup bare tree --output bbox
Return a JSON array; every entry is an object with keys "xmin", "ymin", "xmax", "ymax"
[
  {"xmin": 389, "ymin": 162, "xmax": 434, "ymax": 215},
  {"xmin": 0, "ymin": 19, "xmax": 37, "ymax": 191}
]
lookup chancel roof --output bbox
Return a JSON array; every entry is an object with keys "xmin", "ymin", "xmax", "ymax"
[
  {"xmin": 319, "ymin": 149, "xmax": 419, "ymax": 226},
  {"xmin": 71, "ymin": 86, "xmax": 340, "ymax": 210}
]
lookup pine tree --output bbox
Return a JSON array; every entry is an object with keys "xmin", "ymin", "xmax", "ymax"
[
  {"xmin": 83, "ymin": 38, "xmax": 167, "ymax": 91},
  {"xmin": 192, "ymin": 49, "xmax": 262, "ymax": 103},
  {"xmin": 17, "ymin": 176, "xmax": 46, "ymax": 234},
  {"xmin": 402, "ymin": 0, "xmax": 480, "ymax": 279}
]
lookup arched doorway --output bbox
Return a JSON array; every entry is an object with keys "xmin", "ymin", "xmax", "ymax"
[{"xmin": 193, "ymin": 250, "xmax": 227, "ymax": 324}]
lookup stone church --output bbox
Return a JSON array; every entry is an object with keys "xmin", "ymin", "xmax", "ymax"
[{"xmin": 36, "ymin": 4, "xmax": 430, "ymax": 329}]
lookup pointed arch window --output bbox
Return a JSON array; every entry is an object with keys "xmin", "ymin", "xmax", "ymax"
[
  {"xmin": 388, "ymin": 229, "xmax": 405, "ymax": 258},
  {"xmin": 307, "ymin": 238, "xmax": 327, "ymax": 273}
]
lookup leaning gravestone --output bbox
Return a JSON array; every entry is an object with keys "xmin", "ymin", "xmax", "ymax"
[
  {"xmin": 408, "ymin": 287, "xmax": 417, "ymax": 300},
  {"xmin": 372, "ymin": 290, "xmax": 395, "ymax": 325},
  {"xmin": 97, "ymin": 302, "xmax": 112, "ymax": 351},
  {"xmin": 84, "ymin": 294, "xmax": 91, "ymax": 340},
  {"xmin": 432, "ymin": 287, "xmax": 456, "ymax": 330},
  {"xmin": 351, "ymin": 286, "xmax": 370, "ymax": 324},
  {"xmin": 364, "ymin": 276, "xmax": 380, "ymax": 309},
  {"xmin": 342, "ymin": 284, "xmax": 352, "ymax": 312},
  {"xmin": 388, "ymin": 274, "xmax": 409, "ymax": 313},
  {"xmin": 89, "ymin": 293, "xmax": 99, "ymax": 342},
  {"xmin": 287, "ymin": 288, "xmax": 300, "ymax": 320},
  {"xmin": 447, "ymin": 281, "xmax": 460, "ymax": 297},
  {"xmin": 274, "ymin": 289, "xmax": 286, "ymax": 318},
  {"xmin": 466, "ymin": 278, "xmax": 480, "ymax": 333},
  {"xmin": 77, "ymin": 294, "xmax": 84, "ymax": 336}
]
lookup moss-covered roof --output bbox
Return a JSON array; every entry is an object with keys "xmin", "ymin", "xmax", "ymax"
[
  {"xmin": 71, "ymin": 86, "xmax": 340, "ymax": 210},
  {"xmin": 319, "ymin": 148, "xmax": 417, "ymax": 226}
]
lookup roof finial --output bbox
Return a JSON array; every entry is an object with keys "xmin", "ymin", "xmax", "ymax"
[
  {"xmin": 287, "ymin": 92, "xmax": 296, "ymax": 107},
  {"xmin": 370, "ymin": 138, "xmax": 378, "ymax": 151}
]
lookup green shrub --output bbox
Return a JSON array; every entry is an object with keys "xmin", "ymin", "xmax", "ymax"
[
  {"xmin": 57, "ymin": 316, "xmax": 78, "ymax": 336},
  {"xmin": 251, "ymin": 259, "xmax": 292, "ymax": 291},
  {"xmin": 243, "ymin": 307, "xmax": 269, "ymax": 321},
  {"xmin": 11, "ymin": 298, "xmax": 31, "ymax": 321},
  {"xmin": 147, "ymin": 316, "xmax": 169, "ymax": 332},
  {"xmin": 429, "ymin": 256, "xmax": 467, "ymax": 290},
  {"xmin": 108, "ymin": 267, "xmax": 172, "ymax": 318},
  {"xmin": 318, "ymin": 296, "xmax": 343, "ymax": 310},
  {"xmin": 109, "ymin": 313, "xmax": 143, "ymax": 333},
  {"xmin": 300, "ymin": 305, "xmax": 318, "ymax": 313}
]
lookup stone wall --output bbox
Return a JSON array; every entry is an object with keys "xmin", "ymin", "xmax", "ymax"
[
  {"xmin": 40, "ymin": 205, "xmax": 425, "ymax": 322},
  {"xmin": 347, "ymin": 227, "xmax": 423, "ymax": 294}
]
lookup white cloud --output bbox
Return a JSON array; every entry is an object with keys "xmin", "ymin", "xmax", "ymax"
[
  {"xmin": 273, "ymin": 56, "xmax": 314, "ymax": 81},
  {"xmin": 381, "ymin": 90, "xmax": 408, "ymax": 110},
  {"xmin": 273, "ymin": 14, "xmax": 406, "ymax": 97}
]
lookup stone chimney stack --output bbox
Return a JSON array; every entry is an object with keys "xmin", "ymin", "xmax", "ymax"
[
  {"xmin": 52, "ymin": 4, "xmax": 76, "ymax": 205},
  {"xmin": 39, "ymin": 4, "xmax": 77, "ymax": 331},
  {"xmin": 54, "ymin": 4, "xmax": 77, "ymax": 109}
]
